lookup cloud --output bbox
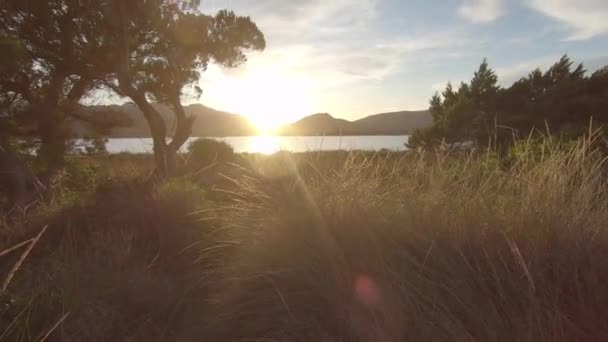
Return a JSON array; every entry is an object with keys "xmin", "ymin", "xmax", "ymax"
[
  {"xmin": 201, "ymin": 0, "xmax": 471, "ymax": 89},
  {"xmin": 527, "ymin": 0, "xmax": 608, "ymax": 40},
  {"xmin": 458, "ymin": 0, "xmax": 505, "ymax": 23},
  {"xmin": 197, "ymin": 0, "xmax": 475, "ymax": 117},
  {"xmin": 494, "ymin": 55, "xmax": 563, "ymax": 85},
  {"xmin": 201, "ymin": 0, "xmax": 383, "ymax": 84},
  {"xmin": 204, "ymin": 0, "xmax": 379, "ymax": 43}
]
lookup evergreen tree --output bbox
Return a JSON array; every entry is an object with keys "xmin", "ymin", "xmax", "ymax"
[{"xmin": 409, "ymin": 55, "xmax": 608, "ymax": 150}]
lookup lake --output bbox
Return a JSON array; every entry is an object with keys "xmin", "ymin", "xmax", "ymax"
[{"xmin": 106, "ymin": 136, "xmax": 410, "ymax": 154}]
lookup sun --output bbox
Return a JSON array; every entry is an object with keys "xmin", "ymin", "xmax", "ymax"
[
  {"xmin": 250, "ymin": 113, "xmax": 281, "ymax": 134},
  {"xmin": 228, "ymin": 75, "xmax": 313, "ymax": 134}
]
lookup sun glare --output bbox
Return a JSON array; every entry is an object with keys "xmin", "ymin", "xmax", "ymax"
[
  {"xmin": 222, "ymin": 74, "xmax": 313, "ymax": 134},
  {"xmin": 247, "ymin": 135, "xmax": 281, "ymax": 154}
]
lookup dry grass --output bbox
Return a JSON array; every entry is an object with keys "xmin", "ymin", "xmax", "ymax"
[
  {"xmin": 1, "ymin": 136, "xmax": 608, "ymax": 341},
  {"xmin": 201, "ymin": 137, "xmax": 608, "ymax": 341}
]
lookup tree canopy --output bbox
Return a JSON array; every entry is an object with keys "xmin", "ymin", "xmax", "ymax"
[
  {"xmin": 103, "ymin": 0, "xmax": 265, "ymax": 176},
  {"xmin": 0, "ymin": 0, "xmax": 265, "ymax": 181},
  {"xmin": 409, "ymin": 55, "xmax": 608, "ymax": 149},
  {"xmin": 0, "ymin": 0, "xmax": 117, "ymax": 177}
]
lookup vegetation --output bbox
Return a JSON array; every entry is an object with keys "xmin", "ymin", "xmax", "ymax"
[
  {"xmin": 409, "ymin": 56, "xmax": 608, "ymax": 149},
  {"xmin": 2, "ymin": 3, "xmax": 608, "ymax": 342},
  {"xmin": 0, "ymin": 0, "xmax": 123, "ymax": 180},
  {"xmin": 0, "ymin": 0, "xmax": 265, "ymax": 205},
  {"xmin": 1, "ymin": 136, "xmax": 608, "ymax": 340},
  {"xmin": 187, "ymin": 138, "xmax": 235, "ymax": 169},
  {"xmin": 104, "ymin": 1, "xmax": 265, "ymax": 176}
]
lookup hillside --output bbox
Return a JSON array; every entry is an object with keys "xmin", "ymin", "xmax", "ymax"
[
  {"xmin": 72, "ymin": 104, "xmax": 431, "ymax": 137},
  {"xmin": 72, "ymin": 103, "xmax": 258, "ymax": 137},
  {"xmin": 279, "ymin": 110, "xmax": 431, "ymax": 135},
  {"xmin": 351, "ymin": 110, "xmax": 432, "ymax": 135},
  {"xmin": 279, "ymin": 113, "xmax": 351, "ymax": 135}
]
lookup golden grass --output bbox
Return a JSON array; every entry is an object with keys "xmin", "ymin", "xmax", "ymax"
[
  {"xmin": 1, "ymin": 136, "xmax": 608, "ymax": 341},
  {"xmin": 200, "ymin": 136, "xmax": 608, "ymax": 341}
]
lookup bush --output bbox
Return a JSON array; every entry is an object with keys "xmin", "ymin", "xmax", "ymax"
[
  {"xmin": 0, "ymin": 179, "xmax": 213, "ymax": 341},
  {"xmin": 187, "ymin": 138, "xmax": 235, "ymax": 169}
]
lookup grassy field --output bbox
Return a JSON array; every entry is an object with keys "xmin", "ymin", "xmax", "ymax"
[{"xmin": 1, "ymin": 138, "xmax": 608, "ymax": 341}]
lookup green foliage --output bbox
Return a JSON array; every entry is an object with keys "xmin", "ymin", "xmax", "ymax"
[
  {"xmin": 411, "ymin": 55, "xmax": 608, "ymax": 149},
  {"xmin": 64, "ymin": 158, "xmax": 103, "ymax": 191},
  {"xmin": 187, "ymin": 138, "xmax": 235, "ymax": 168},
  {"xmin": 66, "ymin": 135, "xmax": 109, "ymax": 156},
  {"xmin": 82, "ymin": 136, "xmax": 108, "ymax": 156}
]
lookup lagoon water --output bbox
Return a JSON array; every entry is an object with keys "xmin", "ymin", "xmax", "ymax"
[{"xmin": 106, "ymin": 136, "xmax": 410, "ymax": 154}]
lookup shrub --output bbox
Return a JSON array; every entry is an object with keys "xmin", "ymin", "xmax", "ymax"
[
  {"xmin": 0, "ymin": 179, "xmax": 213, "ymax": 341},
  {"xmin": 187, "ymin": 138, "xmax": 235, "ymax": 169}
]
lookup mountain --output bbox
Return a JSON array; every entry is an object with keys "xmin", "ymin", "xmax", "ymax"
[
  {"xmin": 71, "ymin": 104, "xmax": 431, "ymax": 137},
  {"xmin": 279, "ymin": 113, "xmax": 351, "ymax": 135},
  {"xmin": 279, "ymin": 110, "xmax": 431, "ymax": 136},
  {"xmin": 351, "ymin": 110, "xmax": 431, "ymax": 135},
  {"xmin": 72, "ymin": 103, "xmax": 257, "ymax": 137}
]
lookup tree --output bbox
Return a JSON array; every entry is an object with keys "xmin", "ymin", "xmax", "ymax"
[
  {"xmin": 104, "ymin": 1, "xmax": 265, "ymax": 177},
  {"xmin": 0, "ymin": 0, "xmax": 113, "ymax": 184},
  {"xmin": 468, "ymin": 59, "xmax": 499, "ymax": 141},
  {"xmin": 409, "ymin": 56, "xmax": 608, "ymax": 150}
]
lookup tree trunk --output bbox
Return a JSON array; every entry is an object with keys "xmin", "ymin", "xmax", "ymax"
[
  {"xmin": 164, "ymin": 95, "xmax": 194, "ymax": 176},
  {"xmin": 37, "ymin": 69, "xmax": 68, "ymax": 187},
  {"xmin": 39, "ymin": 109, "xmax": 66, "ymax": 185},
  {"xmin": 128, "ymin": 92, "xmax": 171, "ymax": 178},
  {"xmin": 112, "ymin": 1, "xmax": 171, "ymax": 179},
  {"xmin": 167, "ymin": 96, "xmax": 193, "ymax": 153},
  {"xmin": 0, "ymin": 144, "xmax": 42, "ymax": 212}
]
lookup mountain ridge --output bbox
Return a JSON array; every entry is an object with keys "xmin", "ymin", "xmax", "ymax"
[{"xmin": 72, "ymin": 104, "xmax": 431, "ymax": 137}]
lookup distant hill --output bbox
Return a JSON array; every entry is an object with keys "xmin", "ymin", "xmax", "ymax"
[
  {"xmin": 72, "ymin": 104, "xmax": 431, "ymax": 137},
  {"xmin": 279, "ymin": 113, "xmax": 351, "ymax": 135},
  {"xmin": 279, "ymin": 110, "xmax": 431, "ymax": 136},
  {"xmin": 72, "ymin": 103, "xmax": 257, "ymax": 137},
  {"xmin": 351, "ymin": 110, "xmax": 432, "ymax": 135}
]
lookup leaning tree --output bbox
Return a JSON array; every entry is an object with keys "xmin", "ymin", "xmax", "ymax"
[{"xmin": 104, "ymin": 0, "xmax": 265, "ymax": 177}]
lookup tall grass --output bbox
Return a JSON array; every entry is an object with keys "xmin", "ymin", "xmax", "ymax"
[
  {"xmin": 2, "ymin": 136, "xmax": 608, "ymax": 341},
  {"xmin": 201, "ymin": 137, "xmax": 608, "ymax": 341}
]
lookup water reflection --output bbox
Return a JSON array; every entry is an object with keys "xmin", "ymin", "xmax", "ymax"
[
  {"xmin": 105, "ymin": 136, "xmax": 409, "ymax": 154},
  {"xmin": 245, "ymin": 135, "xmax": 281, "ymax": 154}
]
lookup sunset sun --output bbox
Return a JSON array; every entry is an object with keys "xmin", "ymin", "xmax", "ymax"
[
  {"xmin": 244, "ymin": 77, "xmax": 313, "ymax": 133},
  {"xmin": 208, "ymin": 71, "xmax": 313, "ymax": 134}
]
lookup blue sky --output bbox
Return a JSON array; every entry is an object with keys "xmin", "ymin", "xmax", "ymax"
[{"xmin": 197, "ymin": 0, "xmax": 608, "ymax": 125}]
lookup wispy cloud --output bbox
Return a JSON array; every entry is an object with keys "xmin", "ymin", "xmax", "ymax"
[
  {"xmin": 458, "ymin": 0, "xmax": 505, "ymax": 23},
  {"xmin": 202, "ymin": 1, "xmax": 472, "ymax": 90},
  {"xmin": 494, "ymin": 55, "xmax": 563, "ymax": 85},
  {"xmin": 193, "ymin": 0, "xmax": 608, "ymax": 119},
  {"xmin": 204, "ymin": 0, "xmax": 379, "ymax": 43},
  {"xmin": 526, "ymin": 0, "xmax": 608, "ymax": 40}
]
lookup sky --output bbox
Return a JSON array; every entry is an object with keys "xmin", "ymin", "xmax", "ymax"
[{"xmin": 195, "ymin": 0, "xmax": 608, "ymax": 126}]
